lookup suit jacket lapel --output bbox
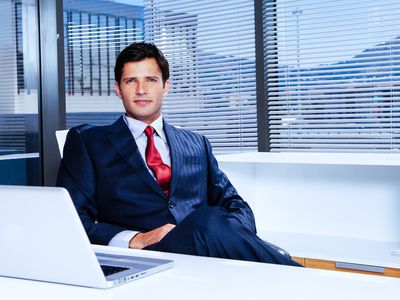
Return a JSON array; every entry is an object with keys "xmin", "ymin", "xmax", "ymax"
[
  {"xmin": 107, "ymin": 117, "xmax": 165, "ymax": 198},
  {"xmin": 164, "ymin": 121, "xmax": 183, "ymax": 197}
]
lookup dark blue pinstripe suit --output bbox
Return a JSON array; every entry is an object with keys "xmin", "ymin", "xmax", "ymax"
[{"xmin": 57, "ymin": 116, "xmax": 300, "ymax": 266}]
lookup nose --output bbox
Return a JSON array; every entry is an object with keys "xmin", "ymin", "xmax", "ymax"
[{"xmin": 136, "ymin": 81, "xmax": 146, "ymax": 95}]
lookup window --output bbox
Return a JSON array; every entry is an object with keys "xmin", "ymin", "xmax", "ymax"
[
  {"xmin": 263, "ymin": 0, "xmax": 400, "ymax": 152},
  {"xmin": 63, "ymin": 0, "xmax": 144, "ymax": 128},
  {"xmin": 144, "ymin": 0, "xmax": 257, "ymax": 153},
  {"xmin": 63, "ymin": 0, "xmax": 257, "ymax": 154},
  {"xmin": 0, "ymin": 0, "xmax": 40, "ymax": 185}
]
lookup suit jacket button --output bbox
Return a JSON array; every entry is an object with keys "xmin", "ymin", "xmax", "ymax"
[{"xmin": 168, "ymin": 201, "xmax": 176, "ymax": 208}]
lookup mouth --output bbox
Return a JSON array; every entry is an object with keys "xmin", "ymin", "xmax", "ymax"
[{"xmin": 134, "ymin": 99, "xmax": 152, "ymax": 105}]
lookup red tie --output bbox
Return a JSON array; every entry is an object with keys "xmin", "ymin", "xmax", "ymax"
[{"xmin": 144, "ymin": 126, "xmax": 171, "ymax": 196}]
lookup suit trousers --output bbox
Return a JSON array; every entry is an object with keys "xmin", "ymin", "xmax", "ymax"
[{"xmin": 145, "ymin": 206, "xmax": 302, "ymax": 267}]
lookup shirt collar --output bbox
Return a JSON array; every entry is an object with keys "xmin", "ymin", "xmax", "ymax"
[{"xmin": 123, "ymin": 114, "xmax": 167, "ymax": 143}]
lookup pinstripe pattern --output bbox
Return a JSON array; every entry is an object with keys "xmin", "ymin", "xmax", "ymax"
[{"xmin": 57, "ymin": 116, "xmax": 256, "ymax": 245}]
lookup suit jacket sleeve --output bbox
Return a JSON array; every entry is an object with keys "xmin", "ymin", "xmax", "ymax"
[
  {"xmin": 203, "ymin": 136, "xmax": 257, "ymax": 233},
  {"xmin": 56, "ymin": 126, "xmax": 127, "ymax": 245}
]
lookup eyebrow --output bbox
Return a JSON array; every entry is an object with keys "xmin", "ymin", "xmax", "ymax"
[{"xmin": 123, "ymin": 75, "xmax": 160, "ymax": 81}]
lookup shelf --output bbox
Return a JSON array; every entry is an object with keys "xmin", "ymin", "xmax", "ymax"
[{"xmin": 216, "ymin": 152, "xmax": 400, "ymax": 167}]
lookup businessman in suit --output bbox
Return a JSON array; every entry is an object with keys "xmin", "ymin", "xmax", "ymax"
[{"xmin": 57, "ymin": 42, "xmax": 300, "ymax": 266}]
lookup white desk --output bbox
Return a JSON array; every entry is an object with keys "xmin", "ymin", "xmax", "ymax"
[{"xmin": 2, "ymin": 245, "xmax": 399, "ymax": 300}]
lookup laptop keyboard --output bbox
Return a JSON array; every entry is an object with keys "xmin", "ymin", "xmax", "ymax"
[{"xmin": 100, "ymin": 265, "xmax": 129, "ymax": 276}]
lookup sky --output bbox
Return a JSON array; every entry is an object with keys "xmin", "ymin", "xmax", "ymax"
[
  {"xmin": 274, "ymin": 0, "xmax": 400, "ymax": 67},
  {"xmin": 113, "ymin": 0, "xmax": 143, "ymax": 6},
  {"xmin": 112, "ymin": 0, "xmax": 400, "ymax": 66}
]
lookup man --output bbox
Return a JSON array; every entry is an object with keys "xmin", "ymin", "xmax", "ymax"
[{"xmin": 57, "ymin": 42, "xmax": 300, "ymax": 266}]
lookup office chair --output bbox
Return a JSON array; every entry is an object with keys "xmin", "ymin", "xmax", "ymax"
[{"xmin": 55, "ymin": 129, "xmax": 69, "ymax": 158}]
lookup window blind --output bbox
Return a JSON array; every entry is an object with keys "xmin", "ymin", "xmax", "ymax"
[
  {"xmin": 263, "ymin": 0, "xmax": 400, "ymax": 152},
  {"xmin": 63, "ymin": 0, "xmax": 144, "ymax": 128},
  {"xmin": 144, "ymin": 0, "xmax": 257, "ymax": 154},
  {"xmin": 0, "ymin": 0, "xmax": 39, "ymax": 155}
]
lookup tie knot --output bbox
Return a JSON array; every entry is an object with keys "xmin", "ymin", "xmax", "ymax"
[{"xmin": 144, "ymin": 126, "xmax": 155, "ymax": 137}]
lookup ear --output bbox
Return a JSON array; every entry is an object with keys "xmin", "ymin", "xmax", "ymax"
[
  {"xmin": 163, "ymin": 79, "xmax": 170, "ymax": 97},
  {"xmin": 114, "ymin": 81, "xmax": 122, "ymax": 98}
]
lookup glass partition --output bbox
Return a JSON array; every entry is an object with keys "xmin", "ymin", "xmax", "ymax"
[{"xmin": 0, "ymin": 0, "xmax": 40, "ymax": 185}]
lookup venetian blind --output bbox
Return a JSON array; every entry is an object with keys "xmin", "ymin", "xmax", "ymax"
[
  {"xmin": 63, "ymin": 0, "xmax": 144, "ymax": 128},
  {"xmin": 144, "ymin": 0, "xmax": 257, "ymax": 154},
  {"xmin": 264, "ymin": 0, "xmax": 400, "ymax": 152},
  {"xmin": 0, "ymin": 1, "xmax": 39, "ymax": 156}
]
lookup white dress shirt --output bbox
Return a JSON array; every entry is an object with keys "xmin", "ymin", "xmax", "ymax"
[{"xmin": 108, "ymin": 114, "xmax": 171, "ymax": 248}]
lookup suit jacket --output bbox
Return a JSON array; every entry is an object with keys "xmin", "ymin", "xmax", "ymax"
[{"xmin": 57, "ymin": 116, "xmax": 256, "ymax": 245}]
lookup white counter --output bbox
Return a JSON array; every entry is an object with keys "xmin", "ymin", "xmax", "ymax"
[
  {"xmin": 217, "ymin": 152, "xmax": 400, "ymax": 271},
  {"xmin": 217, "ymin": 152, "xmax": 400, "ymax": 166},
  {"xmin": 259, "ymin": 230, "xmax": 400, "ymax": 269},
  {"xmin": 2, "ymin": 245, "xmax": 400, "ymax": 300}
]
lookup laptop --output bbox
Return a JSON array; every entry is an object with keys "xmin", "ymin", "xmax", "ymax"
[{"xmin": 0, "ymin": 185, "xmax": 173, "ymax": 288}]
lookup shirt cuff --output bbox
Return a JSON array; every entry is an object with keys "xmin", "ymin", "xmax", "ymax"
[{"xmin": 108, "ymin": 230, "xmax": 139, "ymax": 248}]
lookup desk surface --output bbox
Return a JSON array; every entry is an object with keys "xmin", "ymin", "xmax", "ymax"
[{"xmin": 2, "ymin": 245, "xmax": 399, "ymax": 300}]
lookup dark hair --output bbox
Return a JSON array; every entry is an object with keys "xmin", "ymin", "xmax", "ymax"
[{"xmin": 114, "ymin": 42, "xmax": 169, "ymax": 85}]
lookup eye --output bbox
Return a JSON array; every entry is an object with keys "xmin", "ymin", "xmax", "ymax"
[
  {"xmin": 147, "ymin": 77, "xmax": 157, "ymax": 83},
  {"xmin": 125, "ymin": 78, "xmax": 135, "ymax": 84}
]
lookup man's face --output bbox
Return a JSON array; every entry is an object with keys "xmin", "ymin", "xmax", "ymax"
[{"xmin": 114, "ymin": 58, "xmax": 169, "ymax": 124}]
